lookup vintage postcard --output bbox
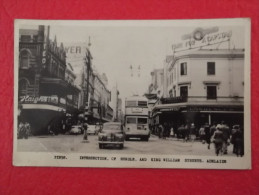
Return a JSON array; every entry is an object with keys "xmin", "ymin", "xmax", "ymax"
[{"xmin": 13, "ymin": 19, "xmax": 251, "ymax": 169}]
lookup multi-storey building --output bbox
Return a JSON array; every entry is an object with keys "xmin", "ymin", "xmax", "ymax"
[
  {"xmin": 65, "ymin": 43, "xmax": 113, "ymax": 124},
  {"xmin": 111, "ymin": 85, "xmax": 122, "ymax": 122},
  {"xmin": 18, "ymin": 25, "xmax": 80, "ymax": 135},
  {"xmin": 92, "ymin": 72, "xmax": 112, "ymax": 123},
  {"xmin": 148, "ymin": 69, "xmax": 164, "ymax": 98},
  {"xmin": 151, "ymin": 49, "xmax": 244, "ymax": 128},
  {"xmin": 65, "ymin": 63, "xmax": 80, "ymax": 113}
]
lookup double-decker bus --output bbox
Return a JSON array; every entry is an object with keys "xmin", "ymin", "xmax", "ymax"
[{"xmin": 124, "ymin": 96, "xmax": 150, "ymax": 141}]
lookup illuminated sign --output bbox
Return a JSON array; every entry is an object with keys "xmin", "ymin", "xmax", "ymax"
[{"xmin": 19, "ymin": 95, "xmax": 66, "ymax": 105}]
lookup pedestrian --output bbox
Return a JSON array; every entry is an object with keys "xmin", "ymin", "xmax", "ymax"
[
  {"xmin": 231, "ymin": 125, "xmax": 244, "ymax": 157},
  {"xmin": 163, "ymin": 122, "xmax": 170, "ymax": 139},
  {"xmin": 218, "ymin": 121, "xmax": 231, "ymax": 154},
  {"xmin": 184, "ymin": 123, "xmax": 190, "ymax": 142},
  {"xmin": 170, "ymin": 125, "xmax": 174, "ymax": 138},
  {"xmin": 24, "ymin": 122, "xmax": 30, "ymax": 139},
  {"xmin": 83, "ymin": 122, "xmax": 88, "ymax": 140},
  {"xmin": 18, "ymin": 122, "xmax": 25, "ymax": 139},
  {"xmin": 189, "ymin": 123, "xmax": 196, "ymax": 142},
  {"xmin": 199, "ymin": 125, "xmax": 206, "ymax": 144},
  {"xmin": 211, "ymin": 127, "xmax": 224, "ymax": 156},
  {"xmin": 158, "ymin": 124, "xmax": 164, "ymax": 139},
  {"xmin": 204, "ymin": 123, "xmax": 211, "ymax": 149},
  {"xmin": 177, "ymin": 125, "xmax": 185, "ymax": 140}
]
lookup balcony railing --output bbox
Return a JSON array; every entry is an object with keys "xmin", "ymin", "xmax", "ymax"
[
  {"xmin": 160, "ymin": 96, "xmax": 187, "ymax": 104},
  {"xmin": 160, "ymin": 96, "xmax": 244, "ymax": 104}
]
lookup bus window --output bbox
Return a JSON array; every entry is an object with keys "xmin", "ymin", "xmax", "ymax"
[
  {"xmin": 126, "ymin": 117, "xmax": 137, "ymax": 124},
  {"xmin": 137, "ymin": 118, "xmax": 147, "ymax": 124},
  {"xmin": 138, "ymin": 101, "xmax": 147, "ymax": 107},
  {"xmin": 126, "ymin": 101, "xmax": 137, "ymax": 107}
]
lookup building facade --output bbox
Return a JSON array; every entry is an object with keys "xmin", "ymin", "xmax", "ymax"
[
  {"xmin": 148, "ymin": 69, "xmax": 164, "ymax": 98},
  {"xmin": 64, "ymin": 43, "xmax": 113, "ymax": 124},
  {"xmin": 151, "ymin": 49, "xmax": 244, "ymax": 129},
  {"xmin": 110, "ymin": 85, "xmax": 122, "ymax": 122},
  {"xmin": 18, "ymin": 25, "xmax": 80, "ymax": 135}
]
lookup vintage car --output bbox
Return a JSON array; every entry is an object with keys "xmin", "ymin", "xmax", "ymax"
[
  {"xmin": 69, "ymin": 125, "xmax": 83, "ymax": 135},
  {"xmin": 87, "ymin": 124, "xmax": 98, "ymax": 135},
  {"xmin": 98, "ymin": 122, "xmax": 125, "ymax": 149}
]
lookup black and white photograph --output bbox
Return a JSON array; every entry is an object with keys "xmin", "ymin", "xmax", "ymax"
[{"xmin": 13, "ymin": 19, "xmax": 251, "ymax": 169}]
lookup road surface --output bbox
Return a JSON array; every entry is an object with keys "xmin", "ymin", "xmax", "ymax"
[{"xmin": 17, "ymin": 134, "xmax": 237, "ymax": 157}]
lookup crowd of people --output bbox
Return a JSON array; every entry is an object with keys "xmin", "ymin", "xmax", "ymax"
[
  {"xmin": 151, "ymin": 121, "xmax": 244, "ymax": 157},
  {"xmin": 18, "ymin": 122, "xmax": 31, "ymax": 139}
]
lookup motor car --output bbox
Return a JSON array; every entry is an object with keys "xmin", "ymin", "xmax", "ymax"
[
  {"xmin": 98, "ymin": 122, "xmax": 125, "ymax": 149},
  {"xmin": 87, "ymin": 124, "xmax": 98, "ymax": 135},
  {"xmin": 69, "ymin": 125, "xmax": 83, "ymax": 135}
]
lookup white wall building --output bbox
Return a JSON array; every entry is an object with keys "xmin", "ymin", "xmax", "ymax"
[
  {"xmin": 152, "ymin": 49, "xmax": 244, "ymax": 127},
  {"xmin": 148, "ymin": 69, "xmax": 164, "ymax": 98}
]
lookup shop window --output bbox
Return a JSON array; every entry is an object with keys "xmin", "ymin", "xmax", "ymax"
[
  {"xmin": 180, "ymin": 86, "xmax": 188, "ymax": 97},
  {"xmin": 207, "ymin": 62, "xmax": 215, "ymax": 75},
  {"xmin": 207, "ymin": 86, "xmax": 217, "ymax": 99},
  {"xmin": 180, "ymin": 62, "xmax": 187, "ymax": 76}
]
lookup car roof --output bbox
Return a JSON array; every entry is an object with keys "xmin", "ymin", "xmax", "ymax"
[{"xmin": 103, "ymin": 122, "xmax": 121, "ymax": 125}]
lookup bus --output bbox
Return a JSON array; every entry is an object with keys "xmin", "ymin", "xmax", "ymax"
[{"xmin": 124, "ymin": 96, "xmax": 150, "ymax": 141}]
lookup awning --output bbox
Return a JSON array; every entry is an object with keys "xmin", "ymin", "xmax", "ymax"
[{"xmin": 153, "ymin": 102, "xmax": 243, "ymax": 113}]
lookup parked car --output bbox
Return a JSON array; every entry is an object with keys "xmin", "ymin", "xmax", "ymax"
[
  {"xmin": 98, "ymin": 122, "xmax": 125, "ymax": 149},
  {"xmin": 69, "ymin": 125, "xmax": 83, "ymax": 135},
  {"xmin": 87, "ymin": 124, "xmax": 98, "ymax": 135}
]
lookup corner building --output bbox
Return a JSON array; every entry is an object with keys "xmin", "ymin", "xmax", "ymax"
[
  {"xmin": 18, "ymin": 26, "xmax": 80, "ymax": 135},
  {"xmin": 152, "ymin": 49, "xmax": 244, "ymax": 128}
]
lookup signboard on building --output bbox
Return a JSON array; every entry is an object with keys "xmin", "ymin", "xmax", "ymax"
[
  {"xmin": 172, "ymin": 27, "xmax": 232, "ymax": 53},
  {"xmin": 19, "ymin": 95, "xmax": 66, "ymax": 105}
]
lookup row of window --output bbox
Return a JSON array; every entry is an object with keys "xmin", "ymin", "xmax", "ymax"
[
  {"xmin": 125, "ymin": 101, "xmax": 148, "ymax": 107},
  {"xmin": 169, "ymin": 85, "xmax": 217, "ymax": 99},
  {"xmin": 167, "ymin": 62, "xmax": 216, "ymax": 85},
  {"xmin": 180, "ymin": 62, "xmax": 215, "ymax": 76}
]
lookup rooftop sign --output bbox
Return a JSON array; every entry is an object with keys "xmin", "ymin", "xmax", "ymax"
[{"xmin": 172, "ymin": 27, "xmax": 232, "ymax": 53}]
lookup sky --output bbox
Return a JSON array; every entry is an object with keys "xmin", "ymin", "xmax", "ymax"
[{"xmin": 27, "ymin": 21, "xmax": 245, "ymax": 108}]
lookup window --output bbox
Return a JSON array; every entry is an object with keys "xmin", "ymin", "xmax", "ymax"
[
  {"xmin": 138, "ymin": 101, "xmax": 147, "ymax": 107},
  {"xmin": 126, "ymin": 101, "xmax": 137, "ymax": 107},
  {"xmin": 180, "ymin": 86, "xmax": 188, "ymax": 97},
  {"xmin": 19, "ymin": 79, "xmax": 29, "ymax": 96},
  {"xmin": 207, "ymin": 86, "xmax": 217, "ymax": 99},
  {"xmin": 137, "ymin": 118, "xmax": 148, "ymax": 124},
  {"xmin": 169, "ymin": 90, "xmax": 173, "ymax": 97},
  {"xmin": 126, "ymin": 117, "xmax": 137, "ymax": 124},
  {"xmin": 180, "ymin": 62, "xmax": 187, "ymax": 75},
  {"xmin": 19, "ymin": 50, "xmax": 30, "ymax": 69},
  {"xmin": 20, "ymin": 35, "xmax": 31, "ymax": 42},
  {"xmin": 207, "ymin": 62, "xmax": 215, "ymax": 75}
]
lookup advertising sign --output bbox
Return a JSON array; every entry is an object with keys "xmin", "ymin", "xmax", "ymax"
[{"xmin": 172, "ymin": 27, "xmax": 232, "ymax": 53}]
